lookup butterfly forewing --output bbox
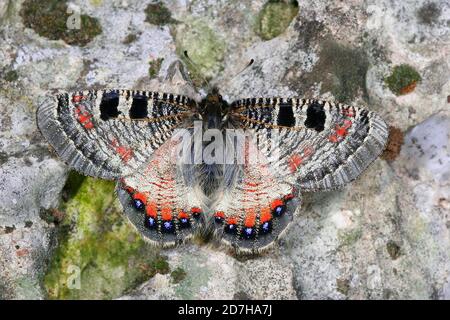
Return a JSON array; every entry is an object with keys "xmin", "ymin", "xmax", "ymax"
[
  {"xmin": 229, "ymin": 98, "xmax": 389, "ymax": 191},
  {"xmin": 37, "ymin": 89, "xmax": 195, "ymax": 179}
]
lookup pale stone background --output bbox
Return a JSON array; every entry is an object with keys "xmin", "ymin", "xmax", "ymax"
[{"xmin": 0, "ymin": 0, "xmax": 449, "ymax": 299}]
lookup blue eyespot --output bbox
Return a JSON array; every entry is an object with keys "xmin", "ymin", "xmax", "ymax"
[
  {"xmin": 133, "ymin": 199, "xmax": 145, "ymax": 210},
  {"xmin": 215, "ymin": 216, "xmax": 224, "ymax": 223},
  {"xmin": 179, "ymin": 218, "xmax": 190, "ymax": 228},
  {"xmin": 145, "ymin": 217, "xmax": 156, "ymax": 229},
  {"xmin": 225, "ymin": 224, "xmax": 236, "ymax": 234},
  {"xmin": 261, "ymin": 221, "xmax": 271, "ymax": 234},
  {"xmin": 243, "ymin": 227, "xmax": 255, "ymax": 239},
  {"xmin": 273, "ymin": 205, "xmax": 286, "ymax": 217},
  {"xmin": 162, "ymin": 220, "xmax": 175, "ymax": 233}
]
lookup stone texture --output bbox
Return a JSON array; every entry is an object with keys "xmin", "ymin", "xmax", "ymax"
[{"xmin": 0, "ymin": 0, "xmax": 449, "ymax": 300}]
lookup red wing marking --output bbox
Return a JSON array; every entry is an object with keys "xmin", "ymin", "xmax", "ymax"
[
  {"xmin": 191, "ymin": 207, "xmax": 202, "ymax": 218},
  {"xmin": 72, "ymin": 95, "xmax": 84, "ymax": 103},
  {"xmin": 329, "ymin": 134, "xmax": 339, "ymax": 143},
  {"xmin": 226, "ymin": 216, "xmax": 238, "ymax": 225},
  {"xmin": 329, "ymin": 120, "xmax": 353, "ymax": 143},
  {"xmin": 260, "ymin": 207, "xmax": 272, "ymax": 223},
  {"xmin": 116, "ymin": 145, "xmax": 133, "ymax": 162},
  {"xmin": 146, "ymin": 202, "xmax": 158, "ymax": 218},
  {"xmin": 270, "ymin": 199, "xmax": 284, "ymax": 210},
  {"xmin": 302, "ymin": 145, "xmax": 314, "ymax": 158},
  {"xmin": 244, "ymin": 208, "xmax": 256, "ymax": 228},
  {"xmin": 111, "ymin": 139, "xmax": 134, "ymax": 163},
  {"xmin": 288, "ymin": 154, "xmax": 303, "ymax": 173},
  {"xmin": 151, "ymin": 182, "xmax": 170, "ymax": 189},
  {"xmin": 161, "ymin": 207, "xmax": 173, "ymax": 221},
  {"xmin": 215, "ymin": 211, "xmax": 226, "ymax": 219},
  {"xmin": 178, "ymin": 210, "xmax": 189, "ymax": 219},
  {"xmin": 133, "ymin": 192, "xmax": 147, "ymax": 204},
  {"xmin": 288, "ymin": 145, "xmax": 315, "ymax": 173},
  {"xmin": 74, "ymin": 105, "xmax": 94, "ymax": 129},
  {"xmin": 283, "ymin": 193, "xmax": 294, "ymax": 201}
]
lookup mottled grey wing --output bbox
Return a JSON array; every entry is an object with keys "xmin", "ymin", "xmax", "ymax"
[
  {"xmin": 37, "ymin": 90, "xmax": 195, "ymax": 179},
  {"xmin": 230, "ymin": 98, "xmax": 388, "ymax": 191}
]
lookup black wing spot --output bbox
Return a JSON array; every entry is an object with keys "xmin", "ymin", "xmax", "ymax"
[
  {"xmin": 100, "ymin": 91, "xmax": 120, "ymax": 121},
  {"xmin": 57, "ymin": 93, "xmax": 69, "ymax": 116},
  {"xmin": 129, "ymin": 94, "xmax": 148, "ymax": 119},
  {"xmin": 277, "ymin": 101, "xmax": 295, "ymax": 127},
  {"xmin": 359, "ymin": 109, "xmax": 369, "ymax": 125},
  {"xmin": 304, "ymin": 101, "xmax": 326, "ymax": 132}
]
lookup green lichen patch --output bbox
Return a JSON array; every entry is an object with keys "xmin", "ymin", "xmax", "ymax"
[
  {"xmin": 173, "ymin": 254, "xmax": 211, "ymax": 299},
  {"xmin": 338, "ymin": 228, "xmax": 362, "ymax": 247},
  {"xmin": 386, "ymin": 240, "xmax": 401, "ymax": 260},
  {"xmin": 3, "ymin": 70, "xmax": 19, "ymax": 82},
  {"xmin": 20, "ymin": 0, "xmax": 102, "ymax": 47},
  {"xmin": 171, "ymin": 267, "xmax": 187, "ymax": 284},
  {"xmin": 44, "ymin": 176, "xmax": 167, "ymax": 299},
  {"xmin": 385, "ymin": 64, "xmax": 421, "ymax": 96},
  {"xmin": 4, "ymin": 225, "xmax": 16, "ymax": 234},
  {"xmin": 320, "ymin": 41, "xmax": 369, "ymax": 102},
  {"xmin": 256, "ymin": 0, "xmax": 299, "ymax": 40},
  {"xmin": 416, "ymin": 2, "xmax": 441, "ymax": 25},
  {"xmin": 145, "ymin": 2, "xmax": 177, "ymax": 26},
  {"xmin": 336, "ymin": 278, "xmax": 350, "ymax": 295},
  {"xmin": 286, "ymin": 40, "xmax": 369, "ymax": 103},
  {"xmin": 122, "ymin": 33, "xmax": 138, "ymax": 45},
  {"xmin": 148, "ymin": 58, "xmax": 164, "ymax": 78},
  {"xmin": 175, "ymin": 18, "xmax": 226, "ymax": 83},
  {"xmin": 90, "ymin": 0, "xmax": 103, "ymax": 7}
]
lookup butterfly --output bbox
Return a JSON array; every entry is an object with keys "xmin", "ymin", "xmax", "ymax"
[{"xmin": 37, "ymin": 84, "xmax": 388, "ymax": 254}]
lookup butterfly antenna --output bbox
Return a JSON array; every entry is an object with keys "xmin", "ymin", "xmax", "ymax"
[
  {"xmin": 230, "ymin": 58, "xmax": 254, "ymax": 80},
  {"xmin": 183, "ymin": 50, "xmax": 211, "ymax": 91}
]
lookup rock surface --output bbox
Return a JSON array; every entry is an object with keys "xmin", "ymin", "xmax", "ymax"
[{"xmin": 0, "ymin": 0, "xmax": 449, "ymax": 299}]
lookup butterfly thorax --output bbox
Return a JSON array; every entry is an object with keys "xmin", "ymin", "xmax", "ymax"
[{"xmin": 199, "ymin": 88, "xmax": 229, "ymax": 129}]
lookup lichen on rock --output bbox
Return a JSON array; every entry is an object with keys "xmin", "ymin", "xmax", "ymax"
[
  {"xmin": 1, "ymin": 0, "xmax": 450, "ymax": 301},
  {"xmin": 3, "ymin": 69, "xmax": 19, "ymax": 82},
  {"xmin": 416, "ymin": 2, "xmax": 441, "ymax": 25},
  {"xmin": 256, "ymin": 0, "xmax": 299, "ymax": 40},
  {"xmin": 20, "ymin": 0, "xmax": 102, "ymax": 47},
  {"xmin": 148, "ymin": 58, "xmax": 164, "ymax": 78},
  {"xmin": 293, "ymin": 39, "xmax": 369, "ymax": 103},
  {"xmin": 175, "ymin": 18, "xmax": 226, "ymax": 83},
  {"xmin": 144, "ymin": 2, "xmax": 177, "ymax": 26},
  {"xmin": 385, "ymin": 64, "xmax": 421, "ymax": 96},
  {"xmin": 170, "ymin": 267, "xmax": 187, "ymax": 284},
  {"xmin": 44, "ymin": 173, "xmax": 168, "ymax": 299}
]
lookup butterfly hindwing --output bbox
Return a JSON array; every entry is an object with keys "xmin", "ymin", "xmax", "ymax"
[
  {"xmin": 230, "ymin": 98, "xmax": 388, "ymax": 191},
  {"xmin": 116, "ymin": 138, "xmax": 206, "ymax": 247},
  {"xmin": 37, "ymin": 90, "xmax": 194, "ymax": 179},
  {"xmin": 211, "ymin": 137, "xmax": 299, "ymax": 253}
]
